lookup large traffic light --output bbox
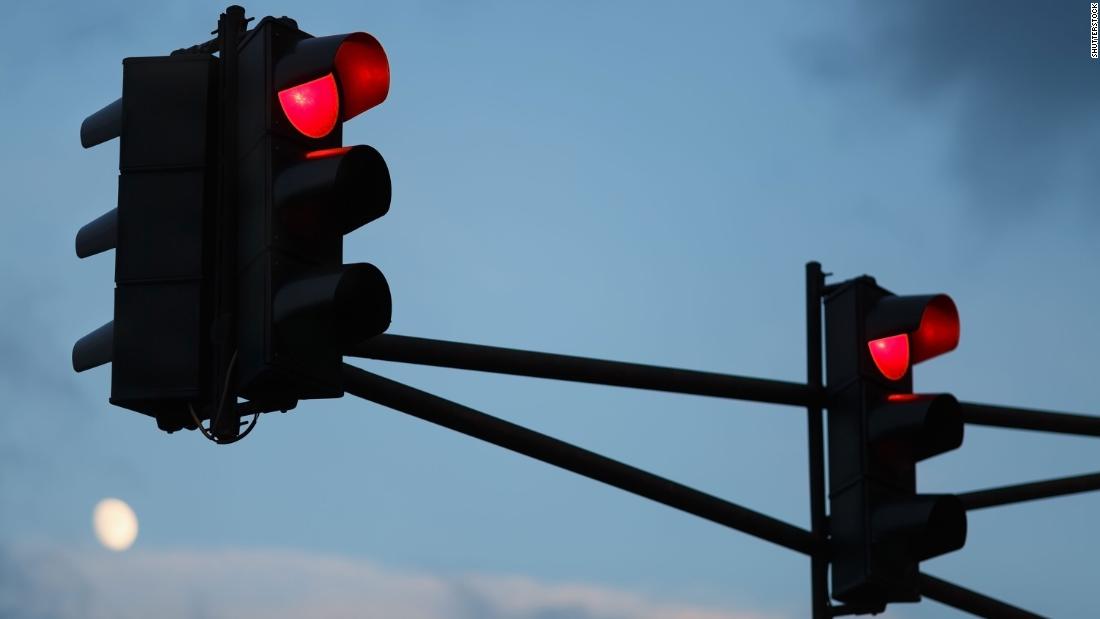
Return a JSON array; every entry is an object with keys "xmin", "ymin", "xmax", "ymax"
[
  {"xmin": 824, "ymin": 276, "xmax": 966, "ymax": 607},
  {"xmin": 234, "ymin": 18, "xmax": 392, "ymax": 404},
  {"xmin": 72, "ymin": 9, "xmax": 392, "ymax": 438},
  {"xmin": 73, "ymin": 53, "xmax": 219, "ymax": 432}
]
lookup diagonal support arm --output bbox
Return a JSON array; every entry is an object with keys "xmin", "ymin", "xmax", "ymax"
[
  {"xmin": 349, "ymin": 334, "xmax": 821, "ymax": 407},
  {"xmin": 919, "ymin": 573, "xmax": 1046, "ymax": 618},
  {"xmin": 341, "ymin": 363, "xmax": 822, "ymax": 556}
]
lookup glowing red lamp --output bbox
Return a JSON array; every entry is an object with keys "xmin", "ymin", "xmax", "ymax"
[
  {"xmin": 869, "ymin": 334, "xmax": 910, "ymax": 381},
  {"xmin": 866, "ymin": 294, "xmax": 959, "ymax": 381},
  {"xmin": 278, "ymin": 74, "xmax": 340, "ymax": 139},
  {"xmin": 275, "ymin": 32, "xmax": 390, "ymax": 139}
]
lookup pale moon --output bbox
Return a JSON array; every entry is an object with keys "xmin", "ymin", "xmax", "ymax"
[{"xmin": 93, "ymin": 498, "xmax": 139, "ymax": 551}]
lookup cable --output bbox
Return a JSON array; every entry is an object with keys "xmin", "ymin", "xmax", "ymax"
[
  {"xmin": 189, "ymin": 403, "xmax": 259, "ymax": 445},
  {"xmin": 187, "ymin": 350, "xmax": 260, "ymax": 445},
  {"xmin": 211, "ymin": 350, "xmax": 239, "ymax": 430}
]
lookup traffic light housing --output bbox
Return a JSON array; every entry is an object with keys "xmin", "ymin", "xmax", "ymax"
[
  {"xmin": 73, "ymin": 10, "xmax": 393, "ymax": 437},
  {"xmin": 825, "ymin": 276, "xmax": 966, "ymax": 607},
  {"xmin": 234, "ymin": 18, "xmax": 392, "ymax": 403},
  {"xmin": 74, "ymin": 54, "xmax": 219, "ymax": 432}
]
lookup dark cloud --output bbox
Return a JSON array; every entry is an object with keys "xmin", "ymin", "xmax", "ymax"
[{"xmin": 810, "ymin": 1, "xmax": 1100, "ymax": 212}]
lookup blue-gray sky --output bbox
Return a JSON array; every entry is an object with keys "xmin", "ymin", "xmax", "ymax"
[{"xmin": 1, "ymin": 1, "xmax": 1098, "ymax": 617}]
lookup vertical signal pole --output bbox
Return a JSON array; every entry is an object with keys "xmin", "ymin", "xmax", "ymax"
[
  {"xmin": 212, "ymin": 6, "xmax": 246, "ymax": 441},
  {"xmin": 806, "ymin": 262, "xmax": 828, "ymax": 618}
]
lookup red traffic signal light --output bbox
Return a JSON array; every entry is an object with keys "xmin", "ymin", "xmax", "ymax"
[
  {"xmin": 825, "ymin": 277, "xmax": 966, "ymax": 607},
  {"xmin": 868, "ymin": 334, "xmax": 909, "ymax": 381},
  {"xmin": 275, "ymin": 33, "xmax": 389, "ymax": 139},
  {"xmin": 278, "ymin": 74, "xmax": 340, "ymax": 138},
  {"xmin": 866, "ymin": 294, "xmax": 959, "ymax": 381},
  {"xmin": 236, "ymin": 18, "xmax": 392, "ymax": 404}
]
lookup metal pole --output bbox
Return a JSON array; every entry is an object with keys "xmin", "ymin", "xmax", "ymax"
[
  {"xmin": 211, "ymin": 5, "xmax": 246, "ymax": 441},
  {"xmin": 919, "ymin": 573, "xmax": 1045, "ymax": 618},
  {"xmin": 341, "ymin": 363, "xmax": 822, "ymax": 555},
  {"xmin": 806, "ymin": 262, "xmax": 829, "ymax": 618},
  {"xmin": 349, "ymin": 335, "xmax": 821, "ymax": 408},
  {"xmin": 959, "ymin": 471, "xmax": 1100, "ymax": 511},
  {"xmin": 960, "ymin": 402, "xmax": 1100, "ymax": 437}
]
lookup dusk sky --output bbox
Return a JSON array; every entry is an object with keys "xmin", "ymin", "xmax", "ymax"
[{"xmin": 2, "ymin": 1, "xmax": 1098, "ymax": 617}]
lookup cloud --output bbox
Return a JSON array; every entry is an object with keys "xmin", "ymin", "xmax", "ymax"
[
  {"xmin": 0, "ymin": 544, "xmax": 781, "ymax": 619},
  {"xmin": 807, "ymin": 1, "xmax": 1100, "ymax": 212}
]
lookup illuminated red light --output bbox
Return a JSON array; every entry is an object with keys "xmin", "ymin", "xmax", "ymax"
[
  {"xmin": 868, "ymin": 334, "xmax": 909, "ymax": 381},
  {"xmin": 911, "ymin": 295, "xmax": 960, "ymax": 364},
  {"xmin": 305, "ymin": 147, "xmax": 352, "ymax": 160},
  {"xmin": 334, "ymin": 34, "xmax": 390, "ymax": 120},
  {"xmin": 278, "ymin": 73, "xmax": 340, "ymax": 138}
]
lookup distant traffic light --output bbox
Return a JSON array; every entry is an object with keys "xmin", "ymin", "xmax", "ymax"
[
  {"xmin": 74, "ymin": 54, "xmax": 219, "ymax": 433},
  {"xmin": 824, "ymin": 276, "xmax": 966, "ymax": 607},
  {"xmin": 235, "ymin": 19, "xmax": 392, "ymax": 405}
]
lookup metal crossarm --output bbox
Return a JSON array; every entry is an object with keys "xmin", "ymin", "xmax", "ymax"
[
  {"xmin": 959, "ymin": 472, "xmax": 1100, "ymax": 511},
  {"xmin": 919, "ymin": 573, "xmax": 1046, "ymax": 618},
  {"xmin": 341, "ymin": 363, "xmax": 822, "ymax": 556},
  {"xmin": 348, "ymin": 334, "xmax": 821, "ymax": 407},
  {"xmin": 960, "ymin": 402, "xmax": 1100, "ymax": 437}
]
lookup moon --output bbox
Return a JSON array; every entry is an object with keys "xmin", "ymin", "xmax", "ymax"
[{"xmin": 93, "ymin": 498, "xmax": 139, "ymax": 551}]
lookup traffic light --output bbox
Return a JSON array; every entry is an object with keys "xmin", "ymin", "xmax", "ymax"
[
  {"xmin": 72, "ymin": 9, "xmax": 392, "ymax": 438},
  {"xmin": 73, "ymin": 53, "xmax": 219, "ymax": 432},
  {"xmin": 824, "ymin": 276, "xmax": 966, "ymax": 607},
  {"xmin": 234, "ymin": 18, "xmax": 392, "ymax": 404}
]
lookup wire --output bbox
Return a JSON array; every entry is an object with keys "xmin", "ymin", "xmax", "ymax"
[
  {"xmin": 187, "ymin": 350, "xmax": 260, "ymax": 445},
  {"xmin": 211, "ymin": 350, "xmax": 238, "ymax": 430},
  {"xmin": 189, "ymin": 403, "xmax": 259, "ymax": 445}
]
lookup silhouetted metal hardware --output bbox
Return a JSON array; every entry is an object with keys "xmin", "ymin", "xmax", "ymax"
[
  {"xmin": 75, "ymin": 52, "xmax": 219, "ymax": 432},
  {"xmin": 235, "ymin": 15, "xmax": 392, "ymax": 409},
  {"xmin": 340, "ymin": 363, "xmax": 821, "ymax": 555},
  {"xmin": 805, "ymin": 262, "xmax": 828, "ymax": 619},
  {"xmin": 958, "ymin": 471, "xmax": 1100, "ymax": 511},
  {"xmin": 348, "ymin": 334, "xmax": 818, "ymax": 406},
  {"xmin": 73, "ymin": 6, "xmax": 392, "ymax": 439},
  {"xmin": 918, "ymin": 574, "xmax": 1045, "ymax": 619},
  {"xmin": 824, "ymin": 276, "xmax": 966, "ymax": 607},
  {"xmin": 959, "ymin": 401, "xmax": 1100, "ymax": 437}
]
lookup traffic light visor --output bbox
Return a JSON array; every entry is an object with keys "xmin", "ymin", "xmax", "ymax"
[
  {"xmin": 874, "ymin": 494, "xmax": 967, "ymax": 561},
  {"xmin": 273, "ymin": 263, "xmax": 391, "ymax": 345},
  {"xmin": 910, "ymin": 295, "xmax": 959, "ymax": 364},
  {"xmin": 873, "ymin": 394, "xmax": 964, "ymax": 461},
  {"xmin": 276, "ymin": 32, "xmax": 389, "ymax": 128},
  {"xmin": 275, "ymin": 145, "xmax": 390, "ymax": 236},
  {"xmin": 334, "ymin": 33, "xmax": 390, "ymax": 120}
]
